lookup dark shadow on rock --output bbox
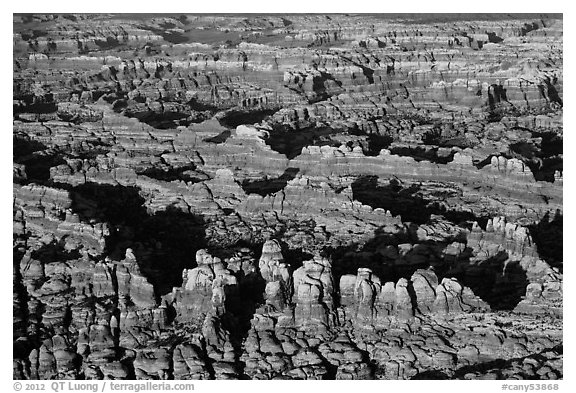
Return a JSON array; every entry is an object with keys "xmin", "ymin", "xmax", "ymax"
[
  {"xmin": 534, "ymin": 132, "xmax": 563, "ymax": 181},
  {"xmin": 21, "ymin": 152, "xmax": 66, "ymax": 183},
  {"xmin": 351, "ymin": 176, "xmax": 433, "ymax": 224},
  {"xmin": 509, "ymin": 132, "xmax": 562, "ymax": 182},
  {"xmin": 69, "ymin": 182, "xmax": 207, "ymax": 296},
  {"xmin": 13, "ymin": 93, "xmax": 58, "ymax": 117},
  {"xmin": 210, "ymin": 242, "xmax": 268, "ymax": 378},
  {"xmin": 363, "ymin": 134, "xmax": 394, "ymax": 156},
  {"xmin": 528, "ymin": 155, "xmax": 563, "ymax": 183},
  {"xmin": 241, "ymin": 168, "xmax": 300, "ymax": 196},
  {"xmin": 442, "ymin": 210, "xmax": 489, "ymax": 230},
  {"xmin": 218, "ymin": 108, "xmax": 278, "ymax": 128},
  {"xmin": 322, "ymin": 225, "xmax": 421, "ymax": 297},
  {"xmin": 351, "ymin": 175, "xmax": 490, "ymax": 228},
  {"xmin": 118, "ymin": 96, "xmax": 220, "ymax": 129},
  {"xmin": 389, "ymin": 145, "xmax": 455, "ymax": 164},
  {"xmin": 280, "ymin": 240, "xmax": 313, "ymax": 273},
  {"xmin": 187, "ymin": 98, "xmax": 220, "ymax": 112},
  {"xmin": 31, "ymin": 240, "xmax": 81, "ymax": 263},
  {"xmin": 474, "ymin": 154, "xmax": 497, "ymax": 170},
  {"xmin": 448, "ymin": 250, "xmax": 529, "ymax": 310},
  {"xmin": 136, "ymin": 163, "xmax": 207, "ymax": 183},
  {"xmin": 488, "ymin": 84, "xmax": 508, "ymax": 110},
  {"xmin": 265, "ymin": 125, "xmax": 341, "ymax": 159},
  {"xmin": 136, "ymin": 207, "xmax": 207, "ymax": 295},
  {"xmin": 13, "ymin": 136, "xmax": 66, "ymax": 183},
  {"xmin": 542, "ymin": 79, "xmax": 563, "ymax": 106},
  {"xmin": 13, "ymin": 248, "xmax": 30, "ymax": 348},
  {"xmin": 70, "ymin": 183, "xmax": 146, "ymax": 237},
  {"xmin": 324, "ymin": 217, "xmax": 527, "ymax": 310},
  {"xmin": 14, "ymin": 135, "xmax": 48, "ymax": 158},
  {"xmin": 204, "ymin": 130, "xmax": 231, "ymax": 144},
  {"xmin": 528, "ymin": 210, "xmax": 562, "ymax": 272},
  {"xmin": 422, "ymin": 124, "xmax": 474, "ymax": 149},
  {"xmin": 308, "ymin": 70, "xmax": 344, "ymax": 103},
  {"xmin": 487, "ymin": 32, "xmax": 504, "ymax": 43},
  {"xmin": 486, "ymin": 83, "xmax": 514, "ymax": 122},
  {"xmin": 411, "ymin": 370, "xmax": 450, "ymax": 379},
  {"xmin": 94, "ymin": 37, "xmax": 121, "ymax": 50},
  {"xmin": 123, "ymin": 106, "xmax": 208, "ymax": 129},
  {"xmin": 338, "ymin": 55, "xmax": 374, "ymax": 84}
]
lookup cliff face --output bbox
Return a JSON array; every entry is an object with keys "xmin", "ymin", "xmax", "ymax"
[{"xmin": 13, "ymin": 13, "xmax": 562, "ymax": 380}]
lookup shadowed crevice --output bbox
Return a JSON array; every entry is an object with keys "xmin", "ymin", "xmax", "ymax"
[
  {"xmin": 528, "ymin": 210, "xmax": 563, "ymax": 272},
  {"xmin": 265, "ymin": 125, "xmax": 340, "ymax": 159},
  {"xmin": 217, "ymin": 108, "xmax": 279, "ymax": 128},
  {"xmin": 241, "ymin": 168, "xmax": 300, "ymax": 196}
]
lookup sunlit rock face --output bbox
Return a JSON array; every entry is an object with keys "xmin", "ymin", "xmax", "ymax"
[{"xmin": 13, "ymin": 13, "xmax": 562, "ymax": 380}]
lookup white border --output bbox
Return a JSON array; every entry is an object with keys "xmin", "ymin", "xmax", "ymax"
[{"xmin": 3, "ymin": 3, "xmax": 571, "ymax": 391}]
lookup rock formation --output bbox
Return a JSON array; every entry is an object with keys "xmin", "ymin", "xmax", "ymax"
[{"xmin": 12, "ymin": 13, "xmax": 562, "ymax": 380}]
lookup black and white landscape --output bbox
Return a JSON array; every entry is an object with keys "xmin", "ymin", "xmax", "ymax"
[{"xmin": 13, "ymin": 13, "xmax": 563, "ymax": 380}]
